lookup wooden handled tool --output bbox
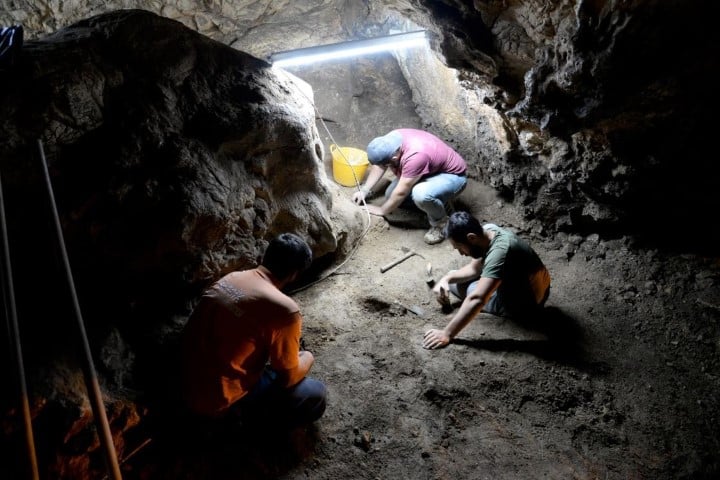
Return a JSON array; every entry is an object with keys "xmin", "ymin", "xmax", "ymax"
[{"xmin": 380, "ymin": 250, "xmax": 417, "ymax": 273}]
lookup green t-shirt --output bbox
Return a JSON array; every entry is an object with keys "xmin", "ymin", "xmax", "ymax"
[{"xmin": 481, "ymin": 224, "xmax": 550, "ymax": 306}]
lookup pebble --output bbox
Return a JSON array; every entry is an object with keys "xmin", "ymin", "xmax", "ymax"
[{"xmin": 353, "ymin": 430, "xmax": 373, "ymax": 452}]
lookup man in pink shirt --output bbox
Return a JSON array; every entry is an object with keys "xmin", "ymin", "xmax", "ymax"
[{"xmin": 352, "ymin": 128, "xmax": 467, "ymax": 244}]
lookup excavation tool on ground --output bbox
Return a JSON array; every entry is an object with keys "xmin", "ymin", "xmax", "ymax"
[
  {"xmin": 425, "ymin": 262, "xmax": 435, "ymax": 287},
  {"xmin": 394, "ymin": 300, "xmax": 425, "ymax": 317},
  {"xmin": 424, "ymin": 262, "xmax": 452, "ymax": 313},
  {"xmin": 380, "ymin": 247, "xmax": 423, "ymax": 273}
]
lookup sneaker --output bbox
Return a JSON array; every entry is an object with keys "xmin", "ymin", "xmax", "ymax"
[{"xmin": 424, "ymin": 225, "xmax": 445, "ymax": 245}]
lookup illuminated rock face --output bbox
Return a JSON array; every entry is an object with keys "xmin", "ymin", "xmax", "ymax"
[
  {"xmin": 1, "ymin": 3, "xmax": 718, "ymax": 477},
  {"xmin": 4, "ymin": 1, "xmax": 719, "ymax": 242},
  {"xmin": 1, "ymin": 10, "xmax": 339, "ymax": 286},
  {"xmin": 0, "ymin": 12, "xmax": 347, "ymax": 478}
]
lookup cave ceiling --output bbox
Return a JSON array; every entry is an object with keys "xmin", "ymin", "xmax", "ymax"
[{"xmin": 1, "ymin": 0, "xmax": 571, "ymax": 90}]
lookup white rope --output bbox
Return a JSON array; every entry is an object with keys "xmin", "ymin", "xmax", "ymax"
[{"xmin": 287, "ymin": 78, "xmax": 375, "ymax": 293}]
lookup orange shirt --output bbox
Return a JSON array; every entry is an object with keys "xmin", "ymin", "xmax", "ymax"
[{"xmin": 182, "ymin": 268, "xmax": 301, "ymax": 416}]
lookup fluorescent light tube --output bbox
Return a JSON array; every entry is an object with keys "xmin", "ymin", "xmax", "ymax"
[{"xmin": 270, "ymin": 30, "xmax": 427, "ymax": 67}]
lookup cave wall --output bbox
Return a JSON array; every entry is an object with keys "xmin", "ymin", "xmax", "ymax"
[
  {"xmin": 2, "ymin": 1, "xmax": 720, "ymax": 477},
  {"xmin": 0, "ymin": 9, "xmax": 345, "ymax": 297},
  {"xmin": 0, "ymin": 11, "xmax": 367, "ymax": 478},
  {"xmin": 435, "ymin": 0, "xmax": 720, "ymax": 247},
  {"xmin": 286, "ymin": 53, "xmax": 423, "ymax": 169},
  {"xmin": 6, "ymin": 1, "xmax": 719, "ymax": 249}
]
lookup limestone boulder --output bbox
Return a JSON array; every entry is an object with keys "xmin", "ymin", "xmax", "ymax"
[
  {"xmin": 0, "ymin": 11, "xmax": 364, "ymax": 477},
  {"xmin": 0, "ymin": 9, "xmax": 354, "ymax": 302}
]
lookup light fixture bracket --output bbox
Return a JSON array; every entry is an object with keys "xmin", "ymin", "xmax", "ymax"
[{"xmin": 269, "ymin": 30, "xmax": 427, "ymax": 68}]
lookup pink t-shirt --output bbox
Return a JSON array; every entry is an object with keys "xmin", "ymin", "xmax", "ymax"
[{"xmin": 391, "ymin": 128, "xmax": 467, "ymax": 178}]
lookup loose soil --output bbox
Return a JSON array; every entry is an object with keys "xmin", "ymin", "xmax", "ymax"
[{"xmin": 139, "ymin": 179, "xmax": 720, "ymax": 479}]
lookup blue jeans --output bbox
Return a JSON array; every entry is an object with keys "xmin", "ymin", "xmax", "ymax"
[
  {"xmin": 231, "ymin": 367, "xmax": 327, "ymax": 428},
  {"xmin": 450, "ymin": 279, "xmax": 506, "ymax": 316},
  {"xmin": 385, "ymin": 173, "xmax": 467, "ymax": 226},
  {"xmin": 450, "ymin": 278, "xmax": 549, "ymax": 318}
]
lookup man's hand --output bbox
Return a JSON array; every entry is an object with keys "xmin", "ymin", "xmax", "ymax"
[
  {"xmin": 365, "ymin": 204, "xmax": 385, "ymax": 216},
  {"xmin": 277, "ymin": 350, "xmax": 315, "ymax": 388},
  {"xmin": 423, "ymin": 329, "xmax": 451, "ymax": 349},
  {"xmin": 352, "ymin": 190, "xmax": 367, "ymax": 205},
  {"xmin": 432, "ymin": 279, "xmax": 451, "ymax": 306}
]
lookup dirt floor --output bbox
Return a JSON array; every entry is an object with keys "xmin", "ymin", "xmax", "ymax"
[{"xmin": 137, "ymin": 179, "xmax": 720, "ymax": 479}]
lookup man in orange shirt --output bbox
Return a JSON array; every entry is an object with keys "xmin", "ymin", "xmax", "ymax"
[{"xmin": 182, "ymin": 233, "xmax": 326, "ymax": 428}]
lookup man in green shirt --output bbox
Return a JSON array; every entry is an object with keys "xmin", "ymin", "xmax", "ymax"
[{"xmin": 423, "ymin": 211, "xmax": 551, "ymax": 349}]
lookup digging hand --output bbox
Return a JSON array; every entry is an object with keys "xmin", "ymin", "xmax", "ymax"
[
  {"xmin": 352, "ymin": 190, "xmax": 367, "ymax": 205},
  {"xmin": 365, "ymin": 204, "xmax": 384, "ymax": 216},
  {"xmin": 433, "ymin": 279, "xmax": 451, "ymax": 306},
  {"xmin": 423, "ymin": 328, "xmax": 451, "ymax": 349}
]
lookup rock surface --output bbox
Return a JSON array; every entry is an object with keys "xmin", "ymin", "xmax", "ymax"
[
  {"xmin": 1, "ymin": 1, "xmax": 719, "ymax": 478},
  {"xmin": 3, "ymin": 1, "xmax": 719, "ymax": 246},
  {"xmin": 0, "ymin": 10, "xmax": 362, "ymax": 478},
  {"xmin": 0, "ymin": 9, "xmax": 351, "ymax": 288}
]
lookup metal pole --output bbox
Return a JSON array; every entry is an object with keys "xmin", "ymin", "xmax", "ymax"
[
  {"xmin": 36, "ymin": 139, "xmax": 122, "ymax": 480},
  {"xmin": 0, "ymin": 173, "xmax": 40, "ymax": 480}
]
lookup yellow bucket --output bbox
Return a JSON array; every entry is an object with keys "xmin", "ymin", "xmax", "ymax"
[{"xmin": 330, "ymin": 144, "xmax": 370, "ymax": 187}]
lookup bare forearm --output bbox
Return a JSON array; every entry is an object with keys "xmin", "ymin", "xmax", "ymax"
[
  {"xmin": 379, "ymin": 188, "xmax": 409, "ymax": 215},
  {"xmin": 442, "ymin": 261, "xmax": 483, "ymax": 285},
  {"xmin": 425, "ymin": 277, "xmax": 501, "ymax": 349},
  {"xmin": 443, "ymin": 297, "xmax": 485, "ymax": 339},
  {"xmin": 362, "ymin": 166, "xmax": 386, "ymax": 192},
  {"xmin": 444, "ymin": 277, "xmax": 500, "ymax": 339},
  {"xmin": 281, "ymin": 350, "xmax": 315, "ymax": 388}
]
